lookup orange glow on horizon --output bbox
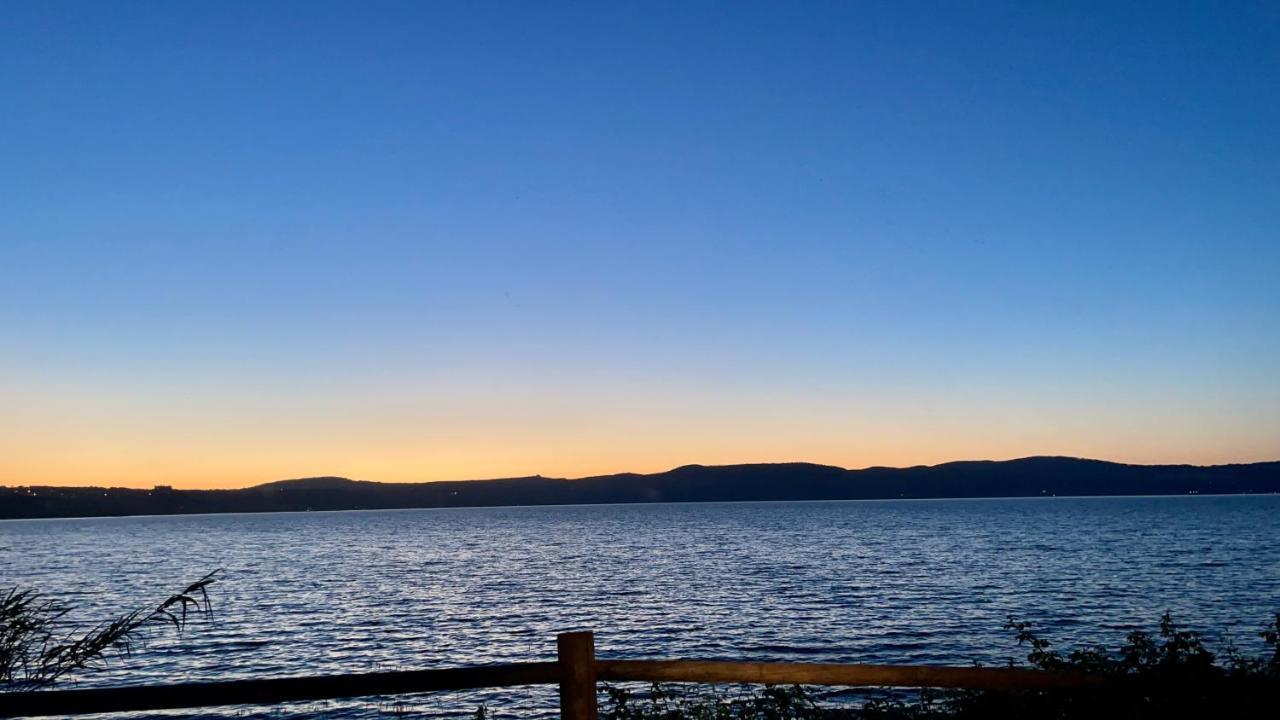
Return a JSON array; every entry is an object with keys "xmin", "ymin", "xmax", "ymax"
[
  {"xmin": 6, "ymin": 442, "xmax": 1278, "ymax": 491},
  {"xmin": 4, "ymin": 376, "xmax": 1276, "ymax": 490}
]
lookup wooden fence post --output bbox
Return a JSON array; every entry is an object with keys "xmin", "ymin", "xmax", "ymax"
[{"xmin": 557, "ymin": 632, "xmax": 597, "ymax": 720}]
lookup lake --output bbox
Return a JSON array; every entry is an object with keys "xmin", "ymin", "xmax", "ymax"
[{"xmin": 3, "ymin": 495, "xmax": 1279, "ymax": 717}]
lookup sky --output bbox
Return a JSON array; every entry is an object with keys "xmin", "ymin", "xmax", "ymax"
[{"xmin": 2, "ymin": 2, "xmax": 1278, "ymax": 489}]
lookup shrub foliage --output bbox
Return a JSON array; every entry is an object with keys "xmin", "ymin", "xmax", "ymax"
[{"xmin": 599, "ymin": 613, "xmax": 1280, "ymax": 719}]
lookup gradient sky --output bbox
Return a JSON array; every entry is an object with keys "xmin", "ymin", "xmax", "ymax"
[{"xmin": 2, "ymin": 1, "xmax": 1278, "ymax": 488}]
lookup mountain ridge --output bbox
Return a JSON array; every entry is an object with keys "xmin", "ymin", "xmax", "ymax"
[{"xmin": 3, "ymin": 456, "xmax": 1278, "ymax": 520}]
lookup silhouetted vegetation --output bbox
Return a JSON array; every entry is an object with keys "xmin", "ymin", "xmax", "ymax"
[
  {"xmin": 596, "ymin": 613, "xmax": 1280, "ymax": 719},
  {"xmin": 0, "ymin": 571, "xmax": 218, "ymax": 691}
]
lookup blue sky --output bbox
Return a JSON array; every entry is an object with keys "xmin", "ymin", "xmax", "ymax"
[{"xmin": 2, "ymin": 2, "xmax": 1278, "ymax": 486}]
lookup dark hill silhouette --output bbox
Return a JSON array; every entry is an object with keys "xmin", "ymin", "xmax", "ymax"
[
  {"xmin": 250, "ymin": 476, "xmax": 371, "ymax": 491},
  {"xmin": 2, "ymin": 456, "xmax": 1277, "ymax": 519}
]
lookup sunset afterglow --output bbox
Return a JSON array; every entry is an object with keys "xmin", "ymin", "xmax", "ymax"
[{"xmin": 2, "ymin": 2, "xmax": 1277, "ymax": 489}]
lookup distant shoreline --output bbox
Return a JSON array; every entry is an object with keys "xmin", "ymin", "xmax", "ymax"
[
  {"xmin": 4, "ymin": 456, "xmax": 1278, "ymax": 520},
  {"xmin": 2, "ymin": 490, "xmax": 1279, "ymax": 523}
]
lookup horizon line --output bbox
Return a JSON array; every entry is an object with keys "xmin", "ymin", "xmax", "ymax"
[{"xmin": 6, "ymin": 454, "xmax": 1279, "ymax": 492}]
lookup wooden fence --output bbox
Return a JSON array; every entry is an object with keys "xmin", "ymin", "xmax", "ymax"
[{"xmin": 2, "ymin": 631, "xmax": 1108, "ymax": 719}]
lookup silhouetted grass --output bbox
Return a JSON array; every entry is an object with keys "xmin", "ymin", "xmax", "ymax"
[{"xmin": 0, "ymin": 570, "xmax": 219, "ymax": 691}]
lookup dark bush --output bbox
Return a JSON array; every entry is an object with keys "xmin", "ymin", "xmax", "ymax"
[{"xmin": 598, "ymin": 613, "xmax": 1280, "ymax": 720}]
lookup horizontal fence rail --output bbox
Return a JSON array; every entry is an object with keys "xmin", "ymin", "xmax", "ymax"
[
  {"xmin": 2, "ymin": 631, "xmax": 1112, "ymax": 719},
  {"xmin": 1, "ymin": 663, "xmax": 562, "ymax": 718},
  {"xmin": 596, "ymin": 660, "xmax": 1109, "ymax": 690}
]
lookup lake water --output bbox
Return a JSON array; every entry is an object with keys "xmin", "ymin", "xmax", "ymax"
[{"xmin": 3, "ymin": 495, "xmax": 1279, "ymax": 717}]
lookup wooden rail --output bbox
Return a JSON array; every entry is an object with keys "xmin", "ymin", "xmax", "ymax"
[
  {"xmin": 0, "ymin": 663, "xmax": 561, "ymax": 718},
  {"xmin": 597, "ymin": 660, "xmax": 1108, "ymax": 690},
  {"xmin": 2, "ymin": 632, "xmax": 1109, "ymax": 718}
]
